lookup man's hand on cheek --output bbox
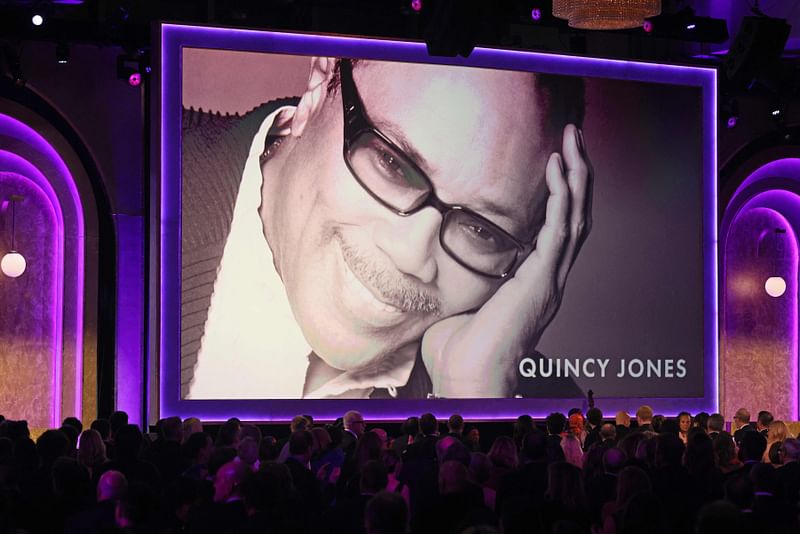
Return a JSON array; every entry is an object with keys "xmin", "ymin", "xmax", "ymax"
[{"xmin": 421, "ymin": 124, "xmax": 593, "ymax": 397}]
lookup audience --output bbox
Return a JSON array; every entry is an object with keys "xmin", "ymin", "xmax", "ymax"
[{"xmin": 1, "ymin": 405, "xmax": 798, "ymax": 534}]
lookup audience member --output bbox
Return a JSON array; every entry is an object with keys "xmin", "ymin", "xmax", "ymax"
[
  {"xmin": 615, "ymin": 411, "xmax": 631, "ymax": 441},
  {"xmin": 583, "ymin": 407, "xmax": 603, "ymax": 449},
  {"xmin": 634, "ymin": 405, "xmax": 654, "ymax": 432},
  {"xmin": 763, "ymin": 420, "xmax": 790, "ymax": 463},
  {"xmin": 677, "ymin": 411, "xmax": 692, "ymax": 444},
  {"xmin": 732, "ymin": 408, "xmax": 755, "ymax": 444},
  {"xmin": 707, "ymin": 413, "xmax": 724, "ymax": 439},
  {"xmin": 77, "ymin": 429, "xmax": 108, "ymax": 478},
  {"xmin": 365, "ymin": 491, "xmax": 408, "ymax": 534},
  {"xmin": 392, "ymin": 416, "xmax": 419, "ymax": 456},
  {"xmin": 756, "ymin": 410, "xmax": 773, "ymax": 437}
]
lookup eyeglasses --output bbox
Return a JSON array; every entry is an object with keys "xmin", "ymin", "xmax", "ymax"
[{"xmin": 339, "ymin": 59, "xmax": 529, "ymax": 279}]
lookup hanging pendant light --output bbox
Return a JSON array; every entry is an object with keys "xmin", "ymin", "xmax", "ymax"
[
  {"xmin": 2, "ymin": 195, "xmax": 26, "ymax": 278},
  {"xmin": 553, "ymin": 0, "xmax": 661, "ymax": 30}
]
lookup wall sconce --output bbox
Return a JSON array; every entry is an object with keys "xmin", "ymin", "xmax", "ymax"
[
  {"xmin": 764, "ymin": 228, "xmax": 786, "ymax": 298},
  {"xmin": 1, "ymin": 195, "xmax": 26, "ymax": 278}
]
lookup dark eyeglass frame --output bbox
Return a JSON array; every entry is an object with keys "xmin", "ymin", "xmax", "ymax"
[{"xmin": 338, "ymin": 58, "xmax": 529, "ymax": 279}]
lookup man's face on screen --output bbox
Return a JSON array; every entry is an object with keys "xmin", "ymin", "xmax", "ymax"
[{"xmin": 264, "ymin": 60, "xmax": 556, "ymax": 372}]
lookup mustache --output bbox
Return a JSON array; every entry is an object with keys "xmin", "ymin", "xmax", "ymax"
[{"xmin": 333, "ymin": 229, "xmax": 442, "ymax": 316}]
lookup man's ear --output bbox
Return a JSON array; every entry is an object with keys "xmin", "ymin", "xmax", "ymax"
[{"xmin": 291, "ymin": 56, "xmax": 337, "ymax": 138}]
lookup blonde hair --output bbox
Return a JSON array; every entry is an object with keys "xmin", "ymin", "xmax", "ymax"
[
  {"xmin": 77, "ymin": 429, "xmax": 107, "ymax": 472},
  {"xmin": 768, "ymin": 421, "xmax": 791, "ymax": 443}
]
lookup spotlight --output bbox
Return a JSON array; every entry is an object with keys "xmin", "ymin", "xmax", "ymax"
[
  {"xmin": 643, "ymin": 20, "xmax": 653, "ymax": 33},
  {"xmin": 772, "ymin": 108, "xmax": 781, "ymax": 116},
  {"xmin": 727, "ymin": 116, "xmax": 739, "ymax": 129},
  {"xmin": 411, "ymin": 0, "xmax": 422, "ymax": 12},
  {"xmin": 56, "ymin": 43, "xmax": 69, "ymax": 64},
  {"xmin": 128, "ymin": 72, "xmax": 141, "ymax": 87},
  {"xmin": 31, "ymin": 14, "xmax": 44, "ymax": 26},
  {"xmin": 686, "ymin": 23, "xmax": 696, "ymax": 30},
  {"xmin": 531, "ymin": 8, "xmax": 542, "ymax": 21}
]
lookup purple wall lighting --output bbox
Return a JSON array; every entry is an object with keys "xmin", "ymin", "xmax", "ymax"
[
  {"xmin": 157, "ymin": 24, "xmax": 718, "ymax": 421},
  {"xmin": 0, "ymin": 113, "xmax": 85, "ymax": 427}
]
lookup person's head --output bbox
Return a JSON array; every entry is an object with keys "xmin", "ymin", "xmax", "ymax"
[
  {"xmin": 683, "ymin": 431, "xmax": 714, "ymax": 475},
  {"xmin": 62, "ymin": 416, "xmax": 83, "ymax": 434},
  {"xmin": 182, "ymin": 417, "xmax": 203, "ymax": 441},
  {"xmin": 360, "ymin": 459, "xmax": 389, "ymax": 494},
  {"xmin": 635, "ymin": 405, "xmax": 653, "ymax": 425},
  {"xmin": 677, "ymin": 412, "xmax": 691, "ymax": 434},
  {"xmin": 381, "ymin": 448, "xmax": 402, "ymax": 476},
  {"xmin": 568, "ymin": 413, "xmax": 585, "ymax": 436},
  {"xmin": 782, "ymin": 438, "xmax": 800, "ymax": 463},
  {"xmin": 184, "ymin": 432, "xmax": 214, "ymax": 465},
  {"xmin": 439, "ymin": 437, "xmax": 471, "ymax": 467},
  {"xmin": 90, "ymin": 419, "xmax": 111, "ymax": 441},
  {"xmin": 513, "ymin": 415, "xmax": 534, "ymax": 447},
  {"xmin": 356, "ymin": 430, "xmax": 383, "ymax": 468},
  {"xmin": 97, "ymin": 469, "xmax": 128, "ymax": 502},
  {"xmin": 160, "ymin": 416, "xmax": 183, "ymax": 443},
  {"xmin": 603, "ymin": 447, "xmax": 627, "ymax": 475},
  {"xmin": 615, "ymin": 411, "xmax": 631, "ymax": 428},
  {"xmin": 733, "ymin": 408, "xmax": 750, "ymax": 429},
  {"xmin": 343, "ymin": 410, "xmax": 366, "ymax": 437},
  {"xmin": 707, "ymin": 413, "xmax": 724, "ymax": 434},
  {"xmin": 371, "ymin": 428, "xmax": 389, "ymax": 448},
  {"xmin": 311, "ymin": 427, "xmax": 332, "ymax": 453},
  {"xmin": 546, "ymin": 412, "xmax": 567, "ymax": 435},
  {"xmin": 108, "ymin": 411, "xmax": 129, "ymax": 438},
  {"xmin": 288, "ymin": 430, "xmax": 313, "ymax": 461},
  {"xmin": 488, "ymin": 435, "xmax": 519, "ymax": 470},
  {"xmin": 447, "ymin": 414, "xmax": 464, "ymax": 435},
  {"xmin": 438, "ymin": 460, "xmax": 471, "ymax": 494},
  {"xmin": 290, "ymin": 415, "xmax": 310, "ymax": 433},
  {"xmin": 469, "ymin": 452, "xmax": 493, "ymax": 485},
  {"xmin": 695, "ymin": 500, "xmax": 742, "ymax": 534},
  {"xmin": 213, "ymin": 460, "xmax": 250, "ymax": 503},
  {"xmin": 654, "ymin": 432, "xmax": 684, "ymax": 469},
  {"xmin": 766, "ymin": 420, "xmax": 789, "ymax": 444},
  {"xmin": 240, "ymin": 424, "xmax": 262, "ymax": 445},
  {"xmin": 114, "ymin": 425, "xmax": 143, "ymax": 461},
  {"xmin": 77, "ymin": 429, "xmax": 107, "ymax": 469},
  {"xmin": 216, "ymin": 419, "xmax": 241, "ymax": 448},
  {"xmin": 586, "ymin": 407, "xmax": 603, "ymax": 428},
  {"xmin": 419, "ymin": 413, "xmax": 438, "ymax": 436},
  {"xmin": 693, "ymin": 412, "xmax": 709, "ymax": 432},
  {"xmin": 600, "ymin": 423, "xmax": 616, "ymax": 442},
  {"xmin": 521, "ymin": 429, "xmax": 547, "ymax": 462},
  {"xmin": 37, "ymin": 429, "xmax": 69, "ymax": 466},
  {"xmin": 365, "ymin": 491, "xmax": 407, "ymax": 534},
  {"xmin": 238, "ymin": 437, "xmax": 260, "ymax": 467},
  {"xmin": 401, "ymin": 416, "xmax": 419, "ymax": 437},
  {"xmin": 259, "ymin": 57, "xmax": 584, "ymax": 375},
  {"xmin": 756, "ymin": 410, "xmax": 773, "ymax": 431}
]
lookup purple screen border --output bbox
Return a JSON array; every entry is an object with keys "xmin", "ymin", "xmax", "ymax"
[{"xmin": 158, "ymin": 23, "xmax": 718, "ymax": 421}]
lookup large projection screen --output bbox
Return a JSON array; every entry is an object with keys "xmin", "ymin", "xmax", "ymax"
[{"xmin": 157, "ymin": 24, "xmax": 718, "ymax": 421}]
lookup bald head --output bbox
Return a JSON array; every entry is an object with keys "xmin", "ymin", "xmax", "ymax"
[
  {"xmin": 213, "ymin": 460, "xmax": 250, "ymax": 503},
  {"xmin": 97, "ymin": 470, "xmax": 128, "ymax": 502}
]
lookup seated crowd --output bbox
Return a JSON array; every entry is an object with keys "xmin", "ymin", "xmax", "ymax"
[{"xmin": 0, "ymin": 406, "xmax": 797, "ymax": 533}]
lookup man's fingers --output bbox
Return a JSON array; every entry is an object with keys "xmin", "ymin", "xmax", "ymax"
[
  {"xmin": 521, "ymin": 151, "xmax": 570, "ymax": 278},
  {"xmin": 559, "ymin": 124, "xmax": 593, "ymax": 282}
]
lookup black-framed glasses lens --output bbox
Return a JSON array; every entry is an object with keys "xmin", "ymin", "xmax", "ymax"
[
  {"xmin": 347, "ymin": 130, "xmax": 431, "ymax": 214},
  {"xmin": 441, "ymin": 209, "xmax": 520, "ymax": 276}
]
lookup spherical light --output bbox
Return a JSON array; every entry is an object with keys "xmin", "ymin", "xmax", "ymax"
[
  {"xmin": 1, "ymin": 251, "xmax": 26, "ymax": 278},
  {"xmin": 31, "ymin": 14, "xmax": 44, "ymax": 26},
  {"xmin": 765, "ymin": 276, "xmax": 786, "ymax": 298}
]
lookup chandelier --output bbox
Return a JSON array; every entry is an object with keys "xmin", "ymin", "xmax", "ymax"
[{"xmin": 553, "ymin": 0, "xmax": 661, "ymax": 30}]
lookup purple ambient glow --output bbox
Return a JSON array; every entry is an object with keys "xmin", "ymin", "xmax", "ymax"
[
  {"xmin": 411, "ymin": 0, "xmax": 422, "ymax": 13},
  {"xmin": 128, "ymin": 73, "xmax": 142, "ymax": 87},
  {"xmin": 531, "ymin": 8, "xmax": 542, "ymax": 21},
  {"xmin": 727, "ymin": 116, "xmax": 738, "ymax": 129},
  {"xmin": 158, "ymin": 24, "xmax": 718, "ymax": 421},
  {"xmin": 0, "ymin": 152, "xmax": 63, "ymax": 426},
  {"xmin": 643, "ymin": 20, "xmax": 653, "ymax": 33},
  {"xmin": 0, "ymin": 114, "xmax": 85, "ymax": 424}
]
